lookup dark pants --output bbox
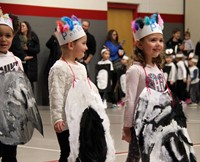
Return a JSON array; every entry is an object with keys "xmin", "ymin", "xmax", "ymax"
[
  {"xmin": 126, "ymin": 127, "xmax": 140, "ymax": 162},
  {"xmin": 176, "ymin": 80, "xmax": 187, "ymax": 101},
  {"xmin": 190, "ymin": 83, "xmax": 200, "ymax": 103},
  {"xmin": 0, "ymin": 142, "xmax": 17, "ymax": 162},
  {"xmin": 56, "ymin": 130, "xmax": 70, "ymax": 162}
]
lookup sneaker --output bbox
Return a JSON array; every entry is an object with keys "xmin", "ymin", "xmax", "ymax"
[{"xmin": 111, "ymin": 104, "xmax": 118, "ymax": 109}]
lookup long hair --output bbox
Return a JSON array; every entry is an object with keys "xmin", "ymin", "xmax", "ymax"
[
  {"xmin": 128, "ymin": 41, "xmax": 164, "ymax": 69},
  {"xmin": 19, "ymin": 21, "xmax": 32, "ymax": 40},
  {"xmin": 106, "ymin": 29, "xmax": 119, "ymax": 45}
]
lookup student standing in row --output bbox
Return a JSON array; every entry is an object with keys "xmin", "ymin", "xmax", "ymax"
[
  {"xmin": 123, "ymin": 13, "xmax": 196, "ymax": 162},
  {"xmin": 48, "ymin": 15, "xmax": 88, "ymax": 162}
]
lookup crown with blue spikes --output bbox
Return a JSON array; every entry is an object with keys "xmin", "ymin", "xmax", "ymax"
[
  {"xmin": 0, "ymin": 8, "xmax": 13, "ymax": 30},
  {"xmin": 55, "ymin": 15, "xmax": 86, "ymax": 46},
  {"xmin": 131, "ymin": 13, "xmax": 164, "ymax": 40}
]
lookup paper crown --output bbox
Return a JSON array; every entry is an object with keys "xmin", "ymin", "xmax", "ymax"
[
  {"xmin": 175, "ymin": 53, "xmax": 184, "ymax": 58},
  {"xmin": 131, "ymin": 13, "xmax": 164, "ymax": 40},
  {"xmin": 55, "ymin": 15, "xmax": 86, "ymax": 46},
  {"xmin": 0, "ymin": 9, "xmax": 13, "ymax": 30},
  {"xmin": 191, "ymin": 58, "xmax": 198, "ymax": 63},
  {"xmin": 122, "ymin": 55, "xmax": 129, "ymax": 60},
  {"xmin": 101, "ymin": 48, "xmax": 109, "ymax": 55}
]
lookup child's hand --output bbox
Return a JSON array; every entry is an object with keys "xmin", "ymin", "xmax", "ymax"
[
  {"xmin": 170, "ymin": 81, "xmax": 174, "ymax": 85},
  {"xmin": 122, "ymin": 127, "xmax": 131, "ymax": 143},
  {"xmin": 54, "ymin": 121, "xmax": 65, "ymax": 133}
]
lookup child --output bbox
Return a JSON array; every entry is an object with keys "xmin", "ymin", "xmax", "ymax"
[
  {"xmin": 96, "ymin": 48, "xmax": 114, "ymax": 108},
  {"xmin": 117, "ymin": 55, "xmax": 129, "ymax": 107},
  {"xmin": 0, "ymin": 10, "xmax": 43, "ymax": 162},
  {"xmin": 188, "ymin": 57, "xmax": 200, "ymax": 106},
  {"xmin": 183, "ymin": 29, "xmax": 194, "ymax": 57},
  {"xmin": 48, "ymin": 15, "xmax": 115, "ymax": 162},
  {"xmin": 166, "ymin": 28, "xmax": 184, "ymax": 54},
  {"xmin": 162, "ymin": 49, "xmax": 177, "ymax": 93},
  {"xmin": 122, "ymin": 13, "xmax": 196, "ymax": 162},
  {"xmin": 175, "ymin": 53, "xmax": 188, "ymax": 102}
]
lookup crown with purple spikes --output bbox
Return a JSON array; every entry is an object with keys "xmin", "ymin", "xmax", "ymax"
[
  {"xmin": 0, "ymin": 8, "xmax": 13, "ymax": 30},
  {"xmin": 131, "ymin": 13, "xmax": 164, "ymax": 40},
  {"xmin": 55, "ymin": 15, "xmax": 86, "ymax": 46}
]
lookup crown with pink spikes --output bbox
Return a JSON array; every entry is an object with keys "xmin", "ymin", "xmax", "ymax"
[
  {"xmin": 131, "ymin": 13, "xmax": 164, "ymax": 40},
  {"xmin": 0, "ymin": 8, "xmax": 13, "ymax": 30}
]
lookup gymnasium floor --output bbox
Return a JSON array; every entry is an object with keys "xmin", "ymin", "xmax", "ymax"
[{"xmin": 16, "ymin": 104, "xmax": 200, "ymax": 162}]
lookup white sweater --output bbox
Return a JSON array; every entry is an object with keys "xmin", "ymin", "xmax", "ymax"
[
  {"xmin": 48, "ymin": 60, "xmax": 87, "ymax": 130},
  {"xmin": 124, "ymin": 62, "xmax": 165, "ymax": 127}
]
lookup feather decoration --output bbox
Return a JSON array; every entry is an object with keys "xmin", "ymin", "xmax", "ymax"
[
  {"xmin": 63, "ymin": 24, "xmax": 70, "ymax": 32},
  {"xmin": 131, "ymin": 20, "xmax": 137, "ymax": 32},
  {"xmin": 61, "ymin": 16, "xmax": 74, "ymax": 31},
  {"xmin": 56, "ymin": 20, "xmax": 63, "ymax": 32},
  {"xmin": 136, "ymin": 18, "xmax": 144, "ymax": 29},
  {"xmin": 158, "ymin": 14, "xmax": 164, "ymax": 29},
  {"xmin": 151, "ymin": 13, "xmax": 157, "ymax": 23},
  {"xmin": 144, "ymin": 16, "xmax": 150, "ymax": 25},
  {"xmin": 134, "ymin": 22, "xmax": 139, "ymax": 32},
  {"xmin": 71, "ymin": 15, "xmax": 81, "ymax": 25}
]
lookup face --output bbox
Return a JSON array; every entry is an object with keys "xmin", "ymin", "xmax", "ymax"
[
  {"xmin": 138, "ymin": 33, "xmax": 164, "ymax": 61},
  {"xmin": 121, "ymin": 59, "xmax": 128, "ymax": 65},
  {"xmin": 73, "ymin": 35, "xmax": 88, "ymax": 59},
  {"xmin": 20, "ymin": 22, "xmax": 28, "ymax": 33},
  {"xmin": 0, "ymin": 25, "xmax": 13, "ymax": 54},
  {"xmin": 111, "ymin": 31, "xmax": 118, "ymax": 40},
  {"xmin": 184, "ymin": 34, "xmax": 190, "ymax": 40},
  {"xmin": 173, "ymin": 31, "xmax": 181, "ymax": 40},
  {"xmin": 102, "ymin": 50, "xmax": 110, "ymax": 60},
  {"xmin": 165, "ymin": 56, "xmax": 173, "ymax": 64},
  {"xmin": 82, "ymin": 21, "xmax": 89, "ymax": 32}
]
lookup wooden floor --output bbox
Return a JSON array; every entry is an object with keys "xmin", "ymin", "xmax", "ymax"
[{"xmin": 14, "ymin": 104, "xmax": 200, "ymax": 162}]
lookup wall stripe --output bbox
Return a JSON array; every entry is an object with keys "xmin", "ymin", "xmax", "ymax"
[{"xmin": 1, "ymin": 3, "xmax": 183, "ymax": 23}]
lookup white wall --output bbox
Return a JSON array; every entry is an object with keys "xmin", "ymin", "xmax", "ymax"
[
  {"xmin": 107, "ymin": 0, "xmax": 183, "ymax": 14},
  {"xmin": 0, "ymin": 0, "xmax": 107, "ymax": 10},
  {"xmin": 1, "ymin": 0, "xmax": 183, "ymax": 14},
  {"xmin": 185, "ymin": 0, "xmax": 200, "ymax": 46}
]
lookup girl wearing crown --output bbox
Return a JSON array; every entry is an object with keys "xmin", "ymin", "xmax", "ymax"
[{"xmin": 122, "ymin": 13, "xmax": 196, "ymax": 162}]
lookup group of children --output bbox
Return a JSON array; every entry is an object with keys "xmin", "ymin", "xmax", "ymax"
[
  {"xmin": 163, "ymin": 49, "xmax": 199, "ymax": 106},
  {"xmin": 96, "ymin": 47, "xmax": 129, "ymax": 109}
]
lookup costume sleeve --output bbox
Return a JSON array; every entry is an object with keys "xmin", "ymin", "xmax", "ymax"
[
  {"xmin": 182, "ymin": 62, "xmax": 187, "ymax": 79},
  {"xmin": 123, "ymin": 66, "xmax": 141, "ymax": 127},
  {"xmin": 171, "ymin": 63, "xmax": 177, "ymax": 82},
  {"xmin": 191, "ymin": 69, "xmax": 198, "ymax": 81},
  {"xmin": 48, "ymin": 65, "xmax": 67, "ymax": 125}
]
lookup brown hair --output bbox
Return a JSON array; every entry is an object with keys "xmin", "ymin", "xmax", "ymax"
[{"xmin": 128, "ymin": 43, "xmax": 164, "ymax": 69}]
